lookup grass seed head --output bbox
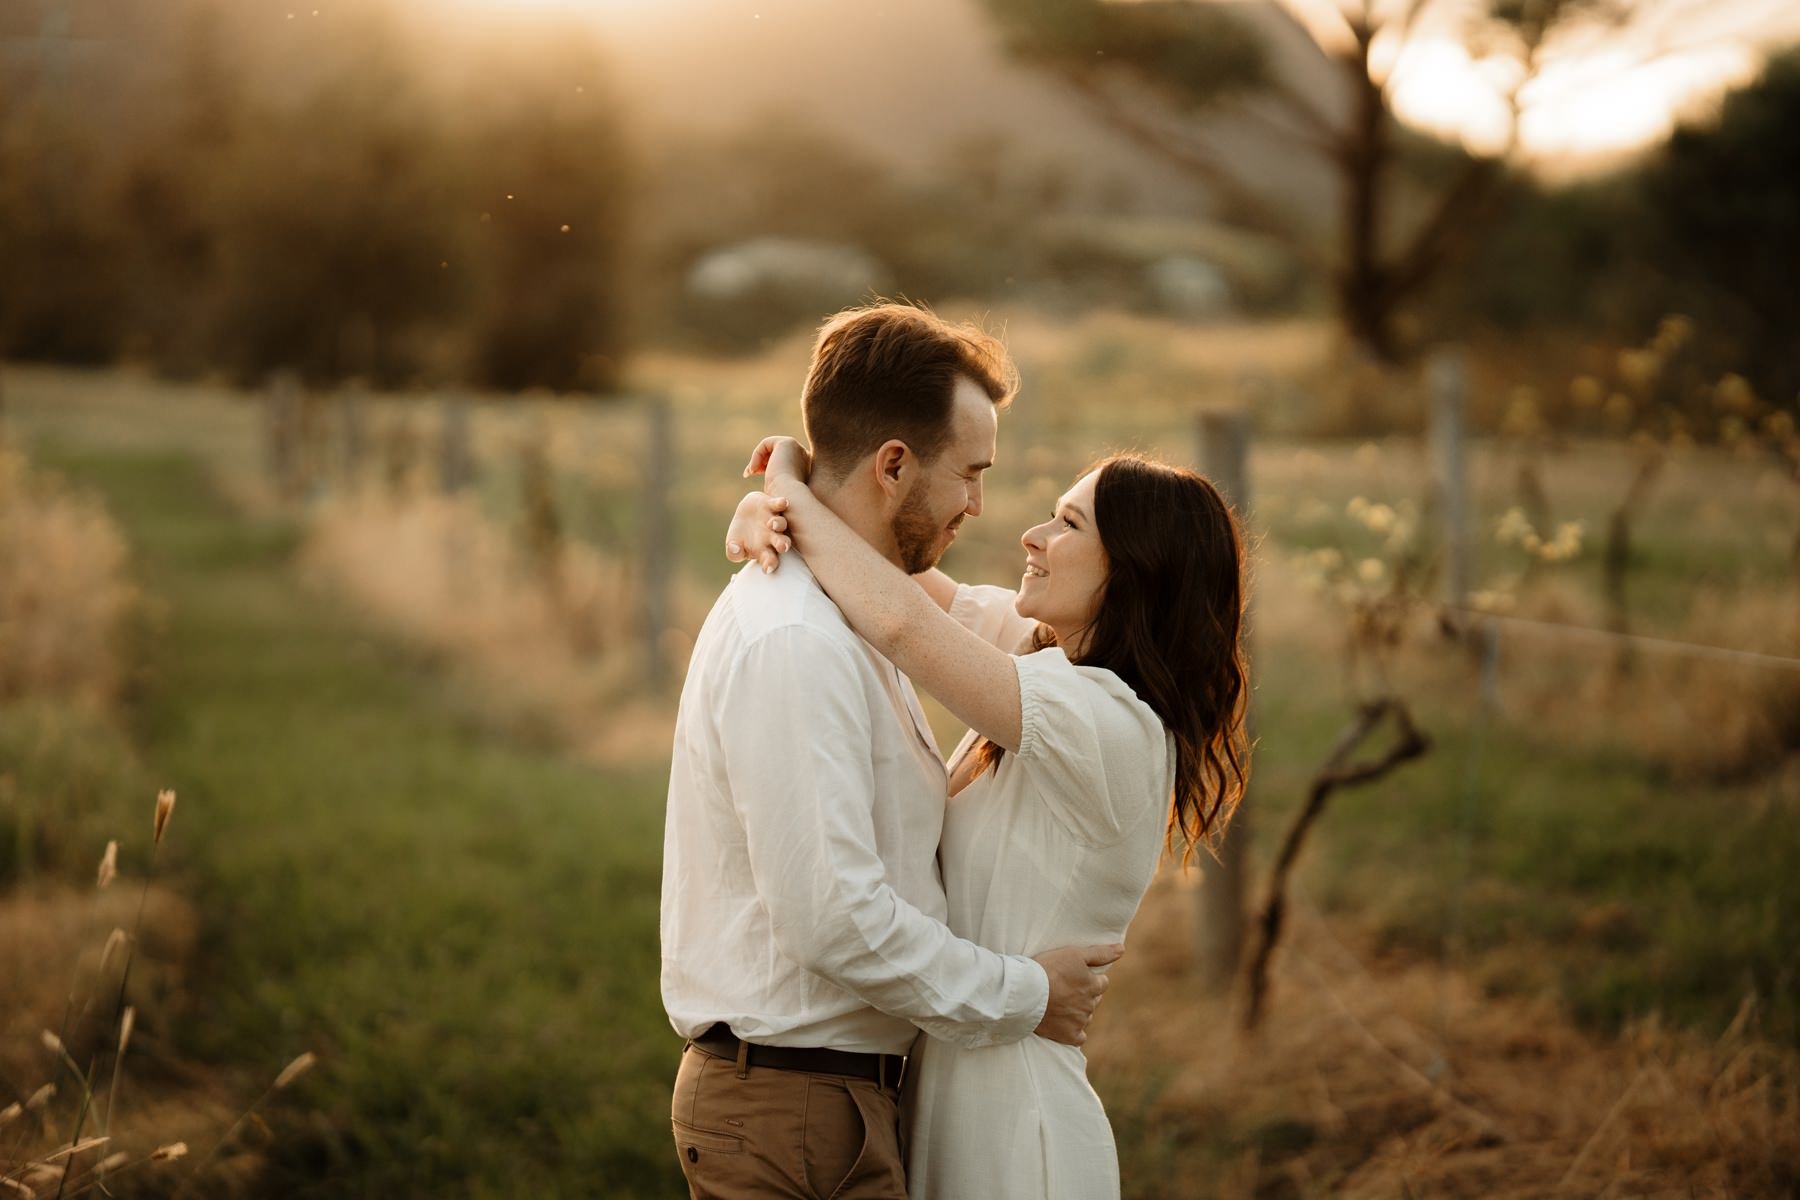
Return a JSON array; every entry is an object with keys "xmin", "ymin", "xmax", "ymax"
[
  {"xmin": 153, "ymin": 789, "xmax": 177, "ymax": 845},
  {"xmin": 97, "ymin": 1150, "xmax": 130, "ymax": 1173},
  {"xmin": 150, "ymin": 1141, "xmax": 188, "ymax": 1162},
  {"xmin": 0, "ymin": 1178, "xmax": 30, "ymax": 1197},
  {"xmin": 41, "ymin": 1030, "xmax": 64, "ymax": 1056},
  {"xmin": 119, "ymin": 1006, "xmax": 135, "ymax": 1056},
  {"xmin": 25, "ymin": 1082, "xmax": 55, "ymax": 1110},
  {"xmin": 97, "ymin": 839, "xmax": 118, "ymax": 889},
  {"xmin": 45, "ymin": 1136, "xmax": 109, "ymax": 1162},
  {"xmin": 100, "ymin": 927, "xmax": 127, "ymax": 974},
  {"xmin": 274, "ymin": 1050, "xmax": 317, "ymax": 1089},
  {"xmin": 0, "ymin": 1101, "xmax": 20, "ymax": 1127}
]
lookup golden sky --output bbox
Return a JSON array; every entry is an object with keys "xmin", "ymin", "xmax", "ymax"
[
  {"xmin": 1284, "ymin": 0, "xmax": 1800, "ymax": 164},
  {"xmin": 433, "ymin": 0, "xmax": 1800, "ymax": 169}
]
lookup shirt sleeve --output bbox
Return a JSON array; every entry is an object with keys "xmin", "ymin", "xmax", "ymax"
[
  {"xmin": 720, "ymin": 623, "xmax": 1049, "ymax": 1048},
  {"xmin": 949, "ymin": 583, "xmax": 1040, "ymax": 653},
  {"xmin": 1011, "ymin": 648, "xmax": 1171, "ymax": 848}
]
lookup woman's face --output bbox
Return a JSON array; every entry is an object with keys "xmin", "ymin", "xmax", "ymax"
[{"xmin": 1016, "ymin": 468, "xmax": 1107, "ymax": 652}]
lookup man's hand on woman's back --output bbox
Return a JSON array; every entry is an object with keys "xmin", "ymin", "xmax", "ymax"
[{"xmin": 1032, "ymin": 943, "xmax": 1124, "ymax": 1046}]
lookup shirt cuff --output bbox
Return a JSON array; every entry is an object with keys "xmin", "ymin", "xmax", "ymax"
[{"xmin": 1001, "ymin": 954, "xmax": 1052, "ymax": 1043}]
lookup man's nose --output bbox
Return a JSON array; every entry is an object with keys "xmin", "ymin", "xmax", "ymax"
[{"xmin": 965, "ymin": 478, "xmax": 984, "ymax": 518}]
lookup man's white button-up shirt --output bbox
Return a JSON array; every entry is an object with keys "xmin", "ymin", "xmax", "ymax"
[{"xmin": 660, "ymin": 554, "xmax": 1050, "ymax": 1055}]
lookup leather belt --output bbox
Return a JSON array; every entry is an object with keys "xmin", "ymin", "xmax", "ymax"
[{"xmin": 691, "ymin": 1023, "xmax": 906, "ymax": 1088}]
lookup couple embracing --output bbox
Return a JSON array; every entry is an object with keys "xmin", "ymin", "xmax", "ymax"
[{"xmin": 660, "ymin": 303, "xmax": 1249, "ymax": 1199}]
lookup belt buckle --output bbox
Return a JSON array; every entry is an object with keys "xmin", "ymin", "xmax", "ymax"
[{"xmin": 879, "ymin": 1054, "xmax": 905, "ymax": 1091}]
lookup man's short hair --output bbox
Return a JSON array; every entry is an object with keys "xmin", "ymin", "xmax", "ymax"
[{"xmin": 801, "ymin": 303, "xmax": 1018, "ymax": 484}]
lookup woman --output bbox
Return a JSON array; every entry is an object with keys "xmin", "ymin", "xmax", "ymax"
[{"xmin": 726, "ymin": 436, "xmax": 1248, "ymax": 1200}]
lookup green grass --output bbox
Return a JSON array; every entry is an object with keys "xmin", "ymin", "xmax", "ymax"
[
  {"xmin": 1248, "ymin": 644, "xmax": 1800, "ymax": 1048},
  {"xmin": 0, "ymin": 698, "xmax": 153, "ymax": 888},
  {"xmin": 10, "ymin": 362, "xmax": 1797, "ymax": 1192},
  {"xmin": 32, "ymin": 443, "xmax": 684, "ymax": 1197}
]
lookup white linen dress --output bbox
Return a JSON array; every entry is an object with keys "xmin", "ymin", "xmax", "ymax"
[{"xmin": 903, "ymin": 584, "xmax": 1176, "ymax": 1200}]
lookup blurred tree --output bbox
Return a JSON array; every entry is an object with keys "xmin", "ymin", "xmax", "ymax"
[
  {"xmin": 1453, "ymin": 47, "xmax": 1800, "ymax": 409},
  {"xmin": 978, "ymin": 0, "xmax": 1781, "ymax": 364},
  {"xmin": 0, "ymin": 0, "xmax": 632, "ymax": 392},
  {"xmin": 1640, "ymin": 47, "xmax": 1800, "ymax": 408},
  {"xmin": 458, "ymin": 31, "xmax": 631, "ymax": 394},
  {"xmin": 206, "ymin": 8, "xmax": 462, "ymax": 387}
]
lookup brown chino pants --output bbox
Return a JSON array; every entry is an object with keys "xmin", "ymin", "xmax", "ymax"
[{"xmin": 671, "ymin": 1043, "xmax": 907, "ymax": 1200}]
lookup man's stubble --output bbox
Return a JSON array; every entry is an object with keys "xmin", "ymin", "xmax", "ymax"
[{"xmin": 892, "ymin": 480, "xmax": 954, "ymax": 575}]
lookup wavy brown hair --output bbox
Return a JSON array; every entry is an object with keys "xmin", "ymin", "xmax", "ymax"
[{"xmin": 973, "ymin": 452, "xmax": 1249, "ymax": 861}]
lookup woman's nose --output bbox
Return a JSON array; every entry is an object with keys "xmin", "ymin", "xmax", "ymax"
[{"xmin": 1021, "ymin": 523, "xmax": 1044, "ymax": 552}]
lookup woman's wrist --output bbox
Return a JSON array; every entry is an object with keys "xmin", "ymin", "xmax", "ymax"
[{"xmin": 766, "ymin": 473, "xmax": 809, "ymax": 503}]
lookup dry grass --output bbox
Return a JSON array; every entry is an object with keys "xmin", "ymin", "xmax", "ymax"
[
  {"xmin": 0, "ymin": 444, "xmax": 140, "ymax": 710},
  {"xmin": 1090, "ymin": 873, "xmax": 1800, "ymax": 1199},
  {"xmin": 299, "ymin": 485, "xmax": 706, "ymax": 766},
  {"xmin": 0, "ymin": 876, "xmax": 235, "ymax": 1198}
]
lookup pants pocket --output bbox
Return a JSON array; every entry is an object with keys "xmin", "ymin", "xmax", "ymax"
[
  {"xmin": 804, "ymin": 1078, "xmax": 904, "ymax": 1200},
  {"xmin": 803, "ymin": 1079, "xmax": 866, "ymax": 1199},
  {"xmin": 673, "ymin": 1119, "xmax": 745, "ymax": 1157}
]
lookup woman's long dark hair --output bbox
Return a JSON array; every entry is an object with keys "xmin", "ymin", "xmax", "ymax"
[{"xmin": 973, "ymin": 452, "xmax": 1249, "ymax": 861}]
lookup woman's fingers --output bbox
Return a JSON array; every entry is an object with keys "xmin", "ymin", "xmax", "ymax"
[
  {"xmin": 759, "ymin": 547, "xmax": 780, "ymax": 574},
  {"xmin": 743, "ymin": 436, "xmax": 783, "ymax": 478},
  {"xmin": 726, "ymin": 539, "xmax": 746, "ymax": 563},
  {"xmin": 768, "ymin": 515, "xmax": 787, "ymax": 533},
  {"xmin": 774, "ymin": 535, "xmax": 791, "ymax": 554}
]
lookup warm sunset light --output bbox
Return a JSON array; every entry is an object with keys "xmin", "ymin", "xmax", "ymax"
[
  {"xmin": 440, "ymin": 0, "xmax": 675, "ymax": 21},
  {"xmin": 1386, "ymin": 32, "xmax": 1767, "ymax": 163}
]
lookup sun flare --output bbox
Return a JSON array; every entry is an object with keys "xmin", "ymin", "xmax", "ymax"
[{"xmin": 1387, "ymin": 33, "xmax": 1766, "ymax": 163}]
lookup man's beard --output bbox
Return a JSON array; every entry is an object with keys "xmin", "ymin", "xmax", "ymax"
[{"xmin": 892, "ymin": 484, "xmax": 951, "ymax": 574}]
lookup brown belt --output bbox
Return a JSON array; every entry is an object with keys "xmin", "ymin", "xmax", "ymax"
[{"xmin": 691, "ymin": 1023, "xmax": 906, "ymax": 1088}]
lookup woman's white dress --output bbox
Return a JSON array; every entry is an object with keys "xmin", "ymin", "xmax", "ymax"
[{"xmin": 903, "ymin": 584, "xmax": 1175, "ymax": 1200}]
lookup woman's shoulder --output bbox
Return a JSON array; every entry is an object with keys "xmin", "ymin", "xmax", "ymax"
[{"xmin": 1020, "ymin": 648, "xmax": 1167, "ymax": 746}]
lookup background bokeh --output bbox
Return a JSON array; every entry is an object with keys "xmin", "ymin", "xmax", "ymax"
[{"xmin": 2, "ymin": 0, "xmax": 1797, "ymax": 1196}]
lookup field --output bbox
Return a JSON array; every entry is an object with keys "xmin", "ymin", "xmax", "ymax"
[{"xmin": 2, "ymin": 311, "xmax": 1796, "ymax": 1196}]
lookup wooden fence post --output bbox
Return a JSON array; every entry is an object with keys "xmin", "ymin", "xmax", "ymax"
[
  {"xmin": 440, "ymin": 392, "xmax": 474, "ymax": 494},
  {"xmin": 1195, "ymin": 402, "xmax": 1254, "ymax": 992},
  {"xmin": 264, "ymin": 370, "xmax": 302, "ymax": 499},
  {"xmin": 1429, "ymin": 349, "xmax": 1473, "ymax": 609},
  {"xmin": 641, "ymin": 396, "xmax": 675, "ymax": 690},
  {"xmin": 339, "ymin": 382, "xmax": 367, "ymax": 486}
]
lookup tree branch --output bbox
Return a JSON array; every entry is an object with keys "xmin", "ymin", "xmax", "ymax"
[
  {"xmin": 1061, "ymin": 70, "xmax": 1321, "ymax": 257},
  {"xmin": 1382, "ymin": 154, "xmax": 1504, "ymax": 303},
  {"xmin": 1241, "ymin": 697, "xmax": 1432, "ymax": 1029},
  {"xmin": 1219, "ymin": 91, "xmax": 1345, "ymax": 161}
]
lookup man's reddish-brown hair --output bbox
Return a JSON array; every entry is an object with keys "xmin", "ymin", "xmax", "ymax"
[{"xmin": 801, "ymin": 303, "xmax": 1018, "ymax": 483}]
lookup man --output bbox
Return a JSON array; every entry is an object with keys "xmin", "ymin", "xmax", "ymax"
[{"xmin": 661, "ymin": 304, "xmax": 1120, "ymax": 1199}]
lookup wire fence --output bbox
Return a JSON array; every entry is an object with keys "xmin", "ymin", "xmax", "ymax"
[{"xmin": 251, "ymin": 362, "xmax": 1797, "ymax": 1036}]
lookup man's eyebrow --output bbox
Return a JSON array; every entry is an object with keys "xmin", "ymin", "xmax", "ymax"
[{"xmin": 966, "ymin": 459, "xmax": 993, "ymax": 472}]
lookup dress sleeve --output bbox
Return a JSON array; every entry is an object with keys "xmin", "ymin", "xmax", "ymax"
[
  {"xmin": 1010, "ymin": 648, "xmax": 1172, "ymax": 847},
  {"xmin": 948, "ymin": 583, "xmax": 1040, "ymax": 653}
]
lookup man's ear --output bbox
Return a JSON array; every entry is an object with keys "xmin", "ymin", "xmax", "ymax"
[{"xmin": 871, "ymin": 440, "xmax": 910, "ymax": 498}]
